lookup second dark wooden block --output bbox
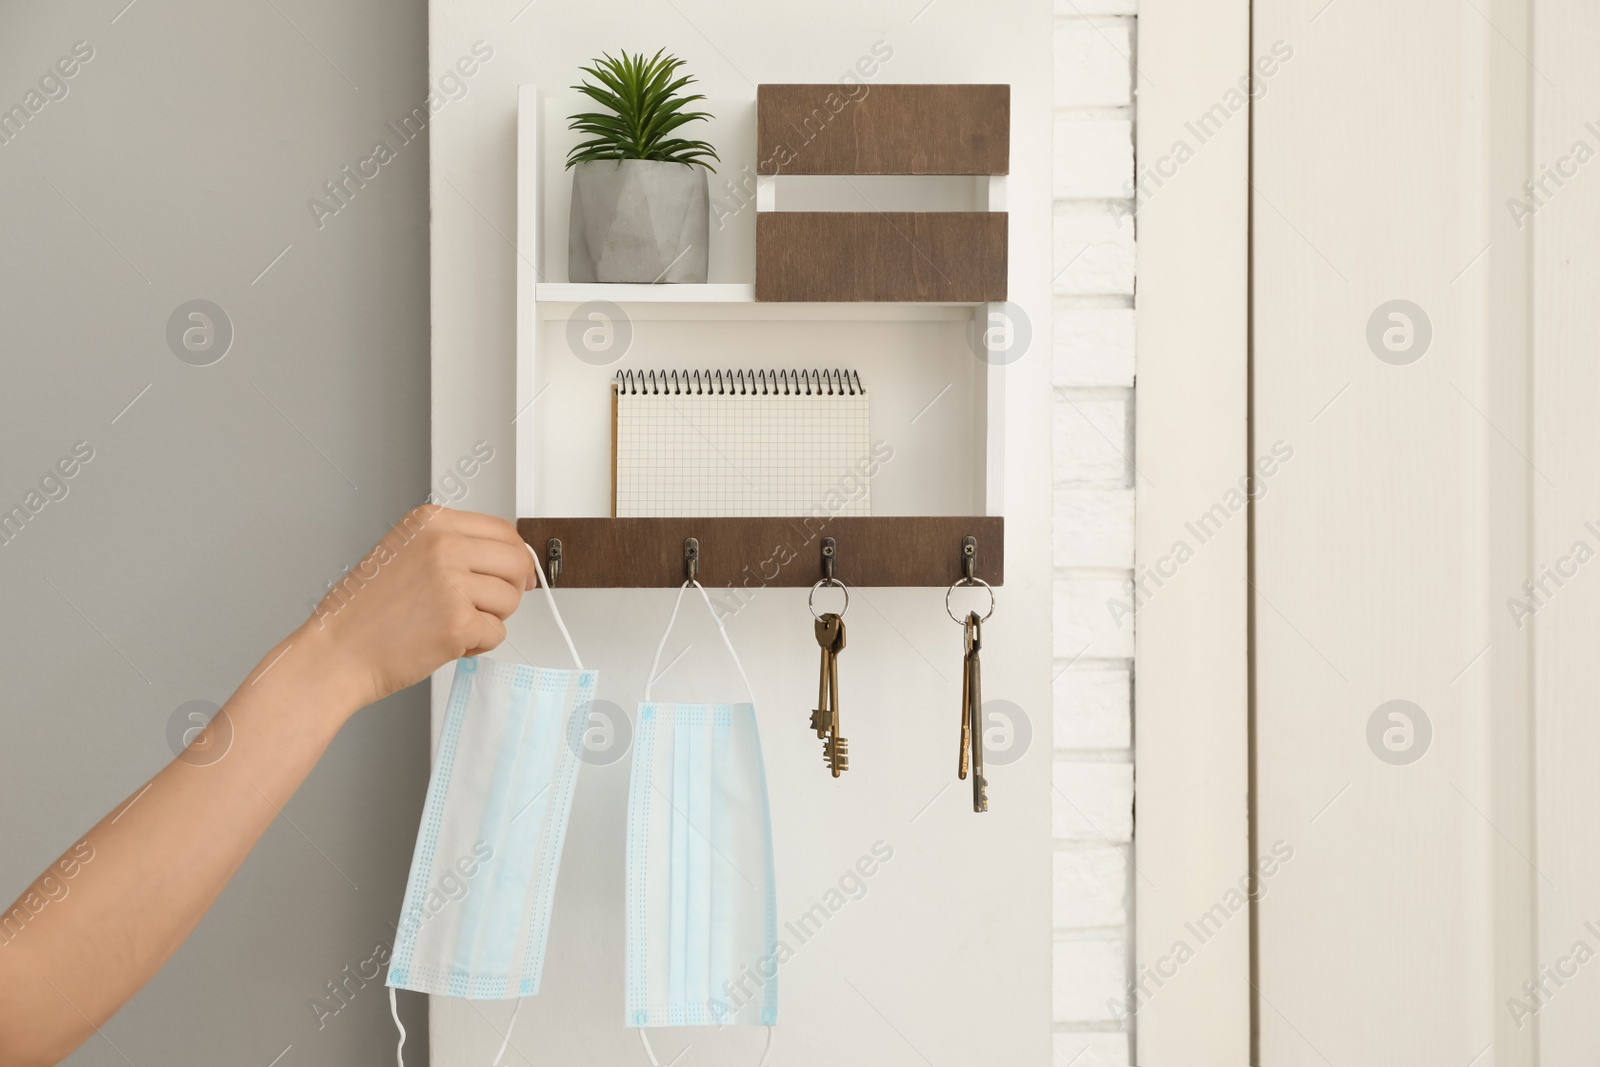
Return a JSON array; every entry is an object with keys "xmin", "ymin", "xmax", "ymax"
[{"xmin": 756, "ymin": 212, "xmax": 1007, "ymax": 302}]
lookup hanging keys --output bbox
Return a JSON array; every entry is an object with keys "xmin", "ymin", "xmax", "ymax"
[
  {"xmin": 809, "ymin": 557, "xmax": 850, "ymax": 779},
  {"xmin": 966, "ymin": 611, "xmax": 987, "ymax": 813},
  {"xmin": 947, "ymin": 537, "xmax": 995, "ymax": 813}
]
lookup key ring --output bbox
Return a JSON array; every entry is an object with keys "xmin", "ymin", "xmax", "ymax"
[
  {"xmin": 945, "ymin": 577, "xmax": 995, "ymax": 624},
  {"xmin": 809, "ymin": 578, "xmax": 849, "ymax": 620}
]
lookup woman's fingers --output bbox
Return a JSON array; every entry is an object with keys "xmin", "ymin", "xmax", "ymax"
[
  {"xmin": 462, "ymin": 609, "xmax": 509, "ymax": 657},
  {"xmin": 457, "ymin": 537, "xmax": 536, "ymax": 592},
  {"xmin": 441, "ymin": 508, "xmax": 525, "ymax": 548},
  {"xmin": 450, "ymin": 572, "xmax": 521, "ymax": 622}
]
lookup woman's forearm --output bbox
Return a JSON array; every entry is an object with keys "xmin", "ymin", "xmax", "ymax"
[{"xmin": 0, "ymin": 623, "xmax": 364, "ymax": 1065}]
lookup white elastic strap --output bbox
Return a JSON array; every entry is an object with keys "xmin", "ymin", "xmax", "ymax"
[
  {"xmin": 642, "ymin": 580, "xmax": 754, "ymax": 704},
  {"xmin": 493, "ymin": 997, "xmax": 523, "ymax": 1065},
  {"xmin": 524, "ymin": 543, "xmax": 584, "ymax": 670},
  {"xmin": 695, "ymin": 580, "xmax": 755, "ymax": 704},
  {"xmin": 639, "ymin": 1024, "xmax": 774, "ymax": 1066},
  {"xmin": 388, "ymin": 986, "xmax": 407, "ymax": 1067}
]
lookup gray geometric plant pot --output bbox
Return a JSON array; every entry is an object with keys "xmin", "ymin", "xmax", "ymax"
[{"xmin": 568, "ymin": 159, "xmax": 710, "ymax": 283}]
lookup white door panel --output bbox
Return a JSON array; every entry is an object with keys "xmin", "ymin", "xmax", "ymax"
[
  {"xmin": 1530, "ymin": 2, "xmax": 1600, "ymax": 1061},
  {"xmin": 1252, "ymin": 0, "xmax": 1548, "ymax": 1062}
]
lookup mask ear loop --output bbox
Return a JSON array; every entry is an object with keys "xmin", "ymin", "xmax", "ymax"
[
  {"xmin": 523, "ymin": 542, "xmax": 583, "ymax": 670},
  {"xmin": 643, "ymin": 581, "xmax": 689, "ymax": 703},
  {"xmin": 692, "ymin": 580, "xmax": 755, "ymax": 704},
  {"xmin": 388, "ymin": 986, "xmax": 407, "ymax": 1067},
  {"xmin": 390, "ymin": 986, "xmax": 523, "ymax": 1067},
  {"xmin": 493, "ymin": 997, "xmax": 524, "ymax": 1065},
  {"xmin": 642, "ymin": 580, "xmax": 755, "ymax": 705}
]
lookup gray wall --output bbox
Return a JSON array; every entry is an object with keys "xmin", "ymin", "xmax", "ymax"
[{"xmin": 0, "ymin": 1, "xmax": 432, "ymax": 1062}]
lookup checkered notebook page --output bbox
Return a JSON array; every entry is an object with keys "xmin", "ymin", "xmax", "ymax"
[{"xmin": 614, "ymin": 372, "xmax": 870, "ymax": 518}]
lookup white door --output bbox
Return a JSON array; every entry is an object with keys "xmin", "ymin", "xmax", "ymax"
[{"xmin": 1252, "ymin": 0, "xmax": 1600, "ymax": 1062}]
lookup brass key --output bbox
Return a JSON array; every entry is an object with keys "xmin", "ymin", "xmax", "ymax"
[
  {"xmin": 966, "ymin": 611, "xmax": 987, "ymax": 812},
  {"xmin": 958, "ymin": 614, "xmax": 973, "ymax": 780},
  {"xmin": 811, "ymin": 614, "xmax": 839, "ymax": 739},
  {"xmin": 823, "ymin": 616, "xmax": 849, "ymax": 776}
]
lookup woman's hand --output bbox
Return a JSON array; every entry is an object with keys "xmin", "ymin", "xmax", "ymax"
[{"xmin": 300, "ymin": 506, "xmax": 537, "ymax": 713}]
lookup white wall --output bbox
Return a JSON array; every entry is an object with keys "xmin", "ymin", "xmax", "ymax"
[
  {"xmin": 1049, "ymin": 1, "xmax": 1138, "ymax": 1064},
  {"xmin": 427, "ymin": 2, "xmax": 1056, "ymax": 1065}
]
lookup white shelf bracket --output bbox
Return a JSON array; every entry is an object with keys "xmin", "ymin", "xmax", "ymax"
[
  {"xmin": 972, "ymin": 302, "xmax": 1007, "ymax": 517},
  {"xmin": 515, "ymin": 85, "xmax": 542, "ymax": 517},
  {"xmin": 985, "ymin": 174, "xmax": 1007, "ymax": 211}
]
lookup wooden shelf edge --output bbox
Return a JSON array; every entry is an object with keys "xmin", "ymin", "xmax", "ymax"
[{"xmin": 518, "ymin": 516, "xmax": 1003, "ymax": 588}]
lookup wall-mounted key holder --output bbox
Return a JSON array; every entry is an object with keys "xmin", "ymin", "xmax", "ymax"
[
  {"xmin": 518, "ymin": 517, "xmax": 1003, "ymax": 588},
  {"xmin": 514, "ymin": 84, "xmax": 1011, "ymax": 589}
]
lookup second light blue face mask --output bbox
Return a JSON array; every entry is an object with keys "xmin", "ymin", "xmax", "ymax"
[
  {"xmin": 386, "ymin": 547, "xmax": 593, "ymax": 1065},
  {"xmin": 625, "ymin": 580, "xmax": 779, "ymax": 1063}
]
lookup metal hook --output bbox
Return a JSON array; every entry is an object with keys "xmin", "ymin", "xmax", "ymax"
[
  {"xmin": 546, "ymin": 538, "xmax": 563, "ymax": 587},
  {"xmin": 946, "ymin": 536, "xmax": 993, "ymax": 623},
  {"xmin": 811, "ymin": 535, "xmax": 847, "ymax": 619},
  {"xmin": 683, "ymin": 537, "xmax": 700, "ymax": 583}
]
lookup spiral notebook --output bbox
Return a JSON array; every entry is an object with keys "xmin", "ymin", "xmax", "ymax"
[{"xmin": 612, "ymin": 368, "xmax": 870, "ymax": 517}]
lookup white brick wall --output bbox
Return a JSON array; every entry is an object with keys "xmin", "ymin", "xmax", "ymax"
[
  {"xmin": 1052, "ymin": 208, "xmax": 1136, "ymax": 296},
  {"xmin": 1054, "ymin": 118, "xmax": 1135, "ymax": 200},
  {"xmin": 1052, "ymin": 3, "xmax": 1135, "ymax": 1063},
  {"xmin": 1053, "ymin": 20, "xmax": 1133, "ymax": 107},
  {"xmin": 1052, "ymin": 308, "xmax": 1134, "ymax": 388}
]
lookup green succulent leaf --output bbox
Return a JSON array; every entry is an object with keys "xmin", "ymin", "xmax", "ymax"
[{"xmin": 565, "ymin": 49, "xmax": 719, "ymax": 169}]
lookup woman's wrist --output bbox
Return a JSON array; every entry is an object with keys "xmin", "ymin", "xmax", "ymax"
[{"xmin": 253, "ymin": 622, "xmax": 377, "ymax": 731}]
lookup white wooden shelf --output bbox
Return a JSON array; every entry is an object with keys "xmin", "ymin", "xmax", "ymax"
[
  {"xmin": 537, "ymin": 282, "xmax": 754, "ymax": 303},
  {"xmin": 533, "ymin": 283, "xmax": 978, "ymax": 321},
  {"xmin": 516, "ymin": 84, "xmax": 1004, "ymax": 520}
]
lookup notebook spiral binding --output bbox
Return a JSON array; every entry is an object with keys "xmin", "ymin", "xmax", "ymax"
[{"xmin": 613, "ymin": 368, "xmax": 865, "ymax": 397}]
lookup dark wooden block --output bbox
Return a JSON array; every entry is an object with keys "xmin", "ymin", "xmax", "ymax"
[
  {"xmin": 757, "ymin": 84, "xmax": 1009, "ymax": 175},
  {"xmin": 518, "ymin": 516, "xmax": 1004, "ymax": 588},
  {"xmin": 756, "ymin": 211, "xmax": 1006, "ymax": 302}
]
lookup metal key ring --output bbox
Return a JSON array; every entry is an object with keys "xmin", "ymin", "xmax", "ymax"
[
  {"xmin": 809, "ymin": 578, "xmax": 849, "ymax": 620},
  {"xmin": 945, "ymin": 577, "xmax": 996, "ymax": 624}
]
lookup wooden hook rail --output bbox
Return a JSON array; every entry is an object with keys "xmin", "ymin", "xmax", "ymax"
[{"xmin": 517, "ymin": 517, "xmax": 1003, "ymax": 588}]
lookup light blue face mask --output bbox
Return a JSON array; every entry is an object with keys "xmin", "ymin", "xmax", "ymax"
[
  {"xmin": 626, "ymin": 580, "xmax": 779, "ymax": 1065},
  {"xmin": 386, "ymin": 547, "xmax": 594, "ymax": 1066}
]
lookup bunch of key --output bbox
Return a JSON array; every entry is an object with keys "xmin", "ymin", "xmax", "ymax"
[
  {"xmin": 810, "ymin": 612, "xmax": 848, "ymax": 777},
  {"xmin": 957, "ymin": 611, "xmax": 988, "ymax": 812}
]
